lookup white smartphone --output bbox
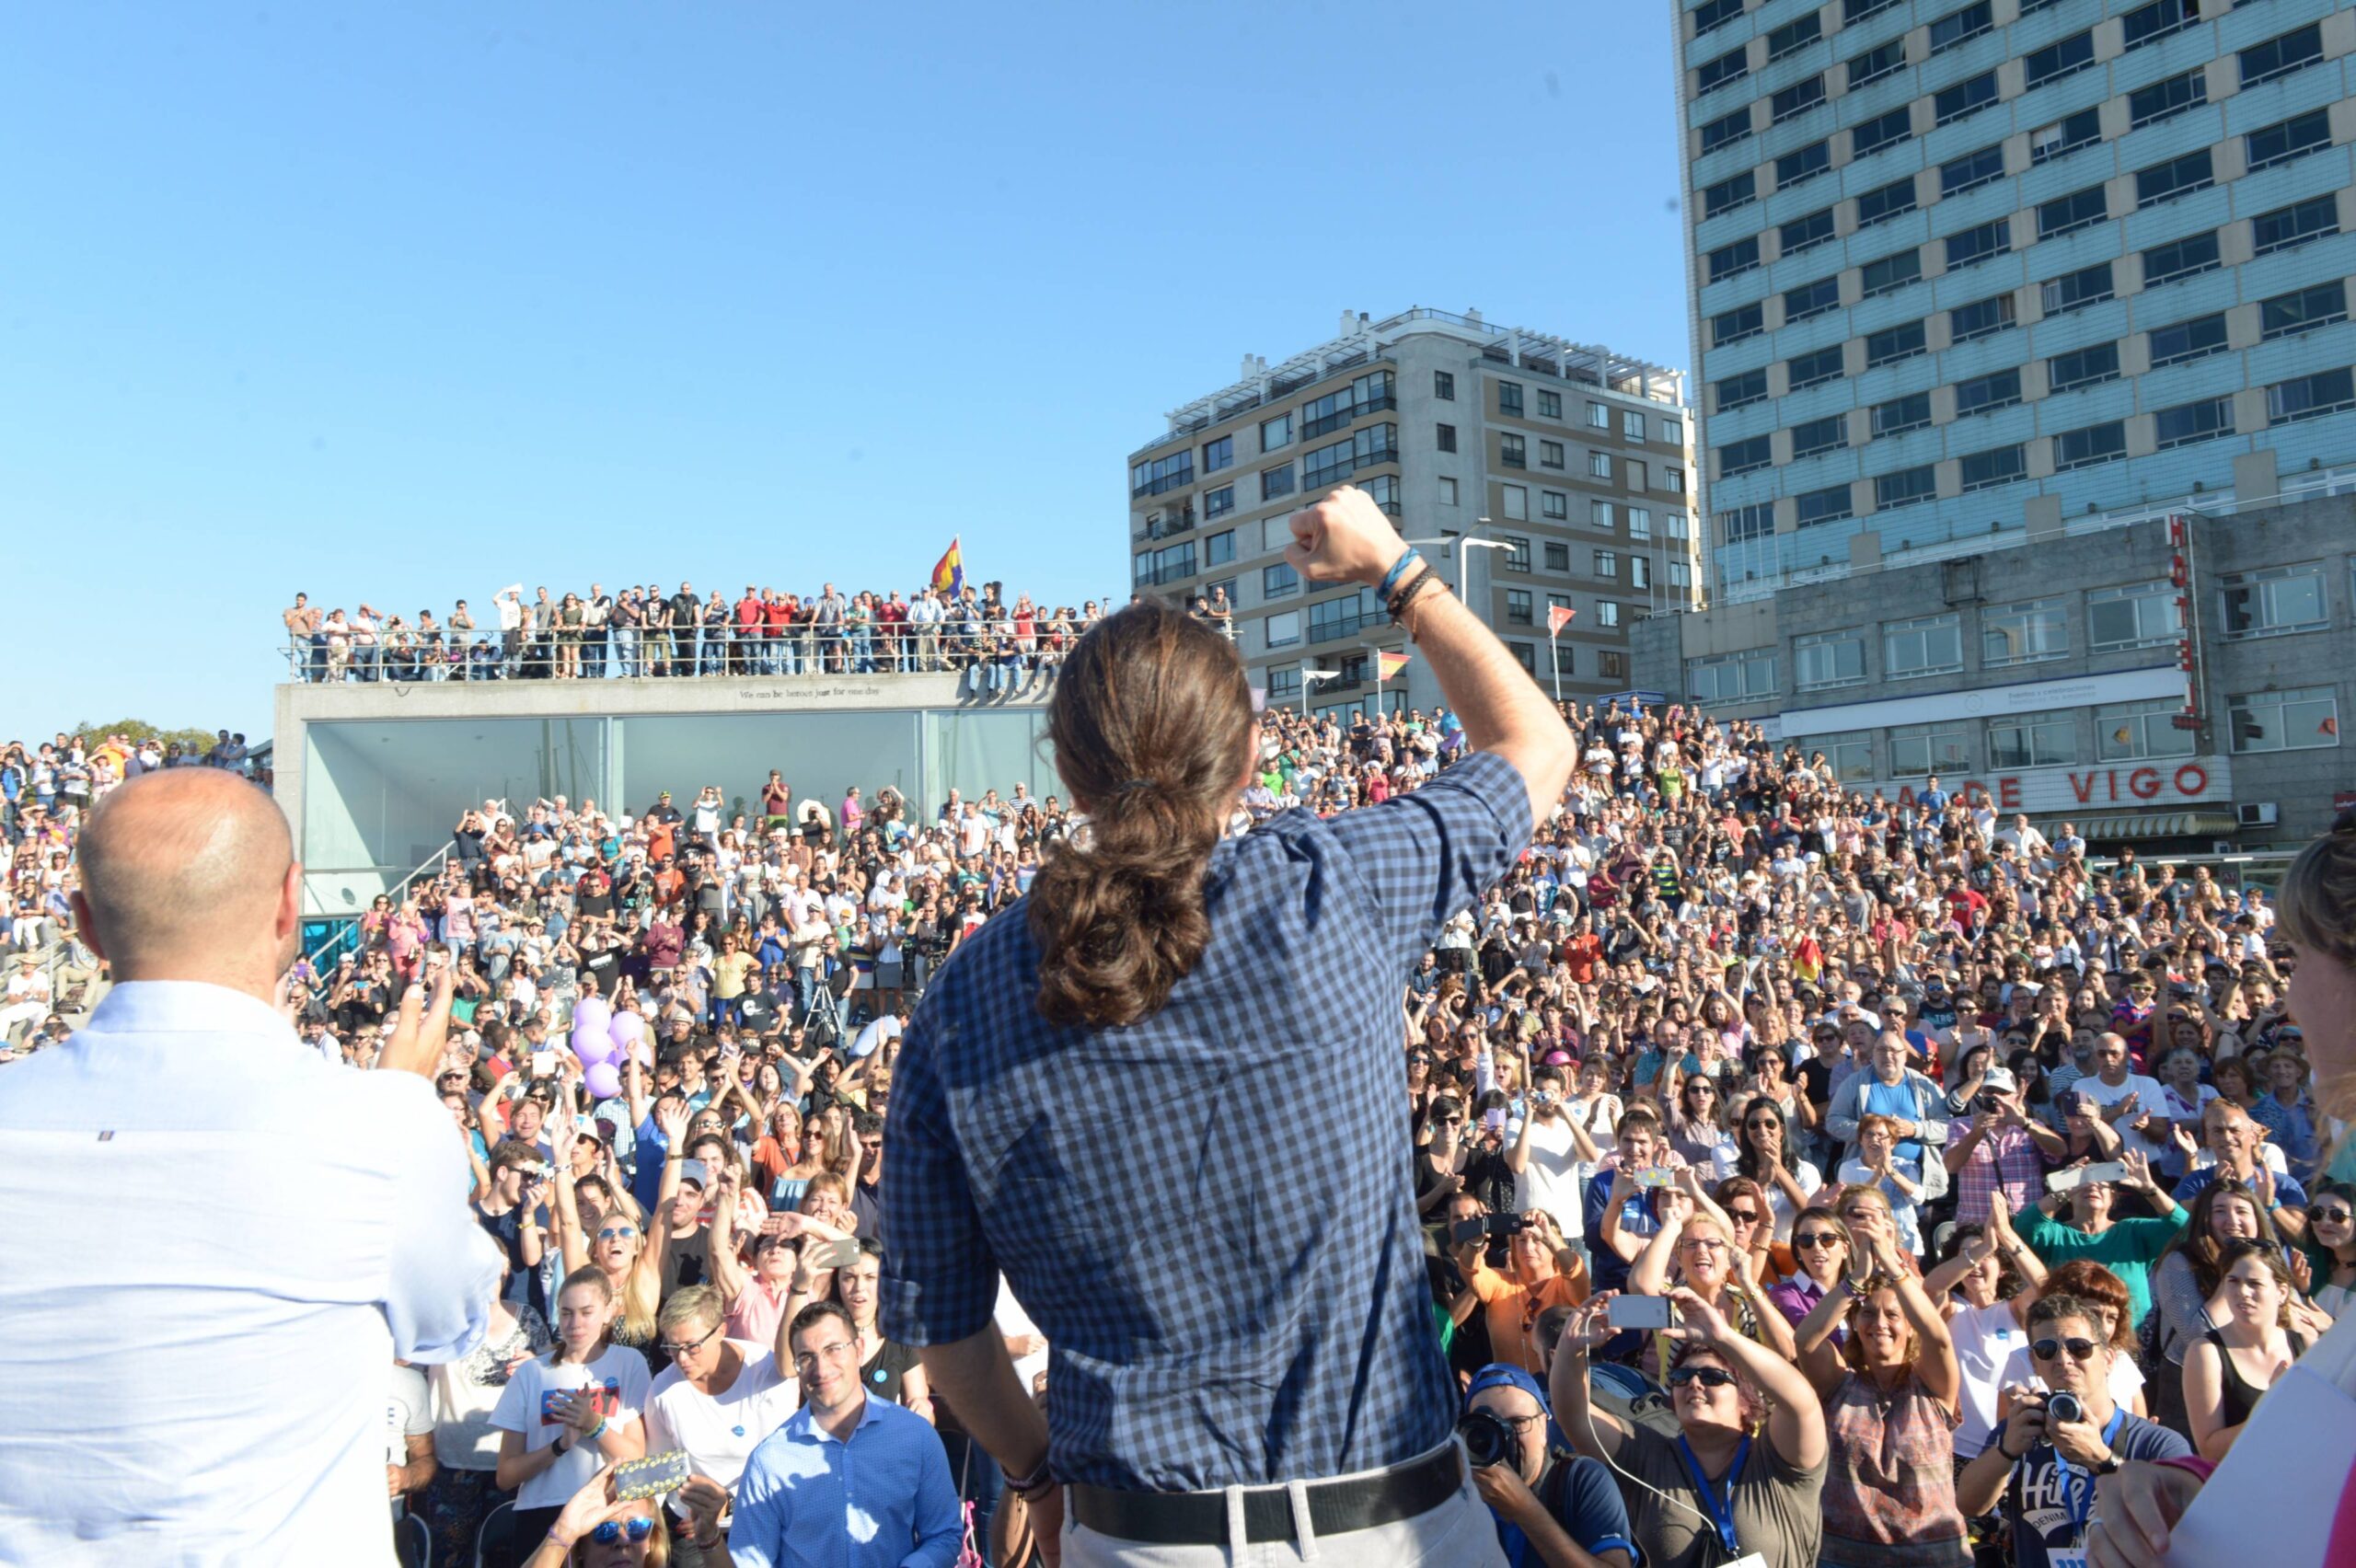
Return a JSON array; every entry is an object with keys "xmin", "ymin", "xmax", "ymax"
[
  {"xmin": 530, "ymin": 1050, "xmax": 556, "ymax": 1078},
  {"xmin": 1607, "ymin": 1295, "xmax": 1677, "ymax": 1332},
  {"xmin": 2045, "ymin": 1160, "xmax": 2129, "ymax": 1193}
]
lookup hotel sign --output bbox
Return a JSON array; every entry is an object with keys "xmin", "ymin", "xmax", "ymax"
[{"xmin": 1859, "ymin": 756, "xmax": 2232, "ymax": 815}]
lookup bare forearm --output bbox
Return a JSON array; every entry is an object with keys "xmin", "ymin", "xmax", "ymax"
[
  {"xmin": 1403, "ymin": 576, "xmax": 1578, "ymax": 818},
  {"xmin": 918, "ymin": 1325, "xmax": 1051, "ymax": 1476}
]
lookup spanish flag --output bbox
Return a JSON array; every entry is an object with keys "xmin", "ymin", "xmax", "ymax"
[
  {"xmin": 1378, "ymin": 650, "xmax": 1412, "ymax": 681},
  {"xmin": 930, "ymin": 537, "xmax": 964, "ymax": 596}
]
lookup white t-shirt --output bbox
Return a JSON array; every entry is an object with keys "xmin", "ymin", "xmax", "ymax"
[
  {"xmin": 1709, "ymin": 1148, "xmax": 1823, "ymax": 1241},
  {"xmin": 997, "ymin": 1276, "xmax": 1050, "ymax": 1393},
  {"xmin": 2073, "ymin": 1072, "xmax": 2172, "ymax": 1162},
  {"xmin": 490, "ymin": 1345, "xmax": 652, "ymax": 1511},
  {"xmin": 1951, "ymin": 1297, "xmax": 2150, "ymax": 1457},
  {"xmin": 644, "ymin": 1345, "xmax": 799, "ymax": 1493},
  {"xmin": 388, "ymin": 1365, "xmax": 432, "ymax": 1520},
  {"xmin": 1513, "ymin": 1116, "xmax": 1588, "ymax": 1239}
]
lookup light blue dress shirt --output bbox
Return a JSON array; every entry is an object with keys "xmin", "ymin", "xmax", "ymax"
[
  {"xmin": 0, "ymin": 981, "xmax": 502, "ymax": 1564},
  {"xmin": 728, "ymin": 1391, "xmax": 964, "ymax": 1568}
]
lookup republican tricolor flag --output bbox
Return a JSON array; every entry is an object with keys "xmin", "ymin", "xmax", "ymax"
[{"xmin": 930, "ymin": 537, "xmax": 964, "ymax": 596}]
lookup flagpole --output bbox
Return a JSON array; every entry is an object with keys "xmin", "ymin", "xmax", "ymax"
[{"xmin": 1550, "ymin": 633, "xmax": 1562, "ymax": 706}]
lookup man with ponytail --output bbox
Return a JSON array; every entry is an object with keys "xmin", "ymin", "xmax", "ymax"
[{"xmin": 883, "ymin": 485, "xmax": 1576, "ymax": 1565}]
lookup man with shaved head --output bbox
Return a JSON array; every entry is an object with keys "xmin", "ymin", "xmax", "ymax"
[{"xmin": 0, "ymin": 767, "xmax": 501, "ymax": 1563}]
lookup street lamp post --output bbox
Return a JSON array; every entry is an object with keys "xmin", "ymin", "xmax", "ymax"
[{"xmin": 1299, "ymin": 666, "xmax": 1341, "ymax": 718}]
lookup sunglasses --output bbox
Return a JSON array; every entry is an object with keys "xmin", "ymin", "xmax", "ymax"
[
  {"xmin": 597, "ymin": 1226, "xmax": 640, "ymax": 1241},
  {"xmin": 2313, "ymin": 1205, "xmax": 2354, "ymax": 1225},
  {"xmin": 1726, "ymin": 1207, "xmax": 1761, "ymax": 1223},
  {"xmin": 1668, "ymin": 1366, "xmax": 1739, "ymax": 1389},
  {"xmin": 1794, "ymin": 1231, "xmax": 1842, "ymax": 1249},
  {"xmin": 2031, "ymin": 1336, "xmax": 2101, "ymax": 1364},
  {"xmin": 591, "ymin": 1517, "xmax": 656, "ymax": 1545}
]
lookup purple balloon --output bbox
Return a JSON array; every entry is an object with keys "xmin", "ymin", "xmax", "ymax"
[
  {"xmin": 609, "ymin": 1012, "xmax": 646, "ymax": 1052},
  {"xmin": 572, "ymin": 996, "xmax": 612, "ymax": 1032},
  {"xmin": 571, "ymin": 1025, "xmax": 614, "ymax": 1066},
  {"xmin": 584, "ymin": 1059, "xmax": 622, "ymax": 1100}
]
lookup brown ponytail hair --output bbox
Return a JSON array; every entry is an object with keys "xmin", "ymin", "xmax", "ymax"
[{"xmin": 1029, "ymin": 600, "xmax": 1254, "ymax": 1029}]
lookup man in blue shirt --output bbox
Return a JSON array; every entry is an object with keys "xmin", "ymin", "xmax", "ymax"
[
  {"xmin": 1461, "ymin": 1365, "xmax": 1636, "ymax": 1568},
  {"xmin": 719, "ymin": 1301, "xmax": 962, "ymax": 1568},
  {"xmin": 884, "ymin": 490, "xmax": 1575, "ymax": 1562}
]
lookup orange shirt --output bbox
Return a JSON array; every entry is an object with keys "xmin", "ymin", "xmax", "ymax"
[{"xmin": 1470, "ymin": 1257, "xmax": 1590, "ymax": 1374}]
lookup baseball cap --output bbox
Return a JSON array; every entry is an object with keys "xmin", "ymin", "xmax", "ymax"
[{"xmin": 1981, "ymin": 1066, "xmax": 2016, "ymax": 1093}]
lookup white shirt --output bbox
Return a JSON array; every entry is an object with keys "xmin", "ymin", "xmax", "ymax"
[
  {"xmin": 1512, "ymin": 1114, "xmax": 1589, "ymax": 1239},
  {"xmin": 0, "ymin": 983, "xmax": 500, "ymax": 1564},
  {"xmin": 491, "ymin": 1345, "xmax": 653, "ymax": 1511},
  {"xmin": 645, "ymin": 1344, "xmax": 800, "ymax": 1493}
]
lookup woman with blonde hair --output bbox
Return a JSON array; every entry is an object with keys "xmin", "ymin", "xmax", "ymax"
[{"xmin": 551, "ymin": 1113, "xmax": 679, "ymax": 1366}]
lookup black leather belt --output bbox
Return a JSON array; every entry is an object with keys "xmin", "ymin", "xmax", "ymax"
[{"xmin": 1068, "ymin": 1443, "xmax": 1463, "ymax": 1547}]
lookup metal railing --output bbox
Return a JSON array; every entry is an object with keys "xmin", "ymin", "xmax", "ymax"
[
  {"xmin": 299, "ymin": 839, "xmax": 455, "ymax": 973},
  {"xmin": 278, "ymin": 617, "xmax": 1111, "ymax": 686}
]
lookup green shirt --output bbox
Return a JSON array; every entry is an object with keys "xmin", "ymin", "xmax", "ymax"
[{"xmin": 2019, "ymin": 1205, "xmax": 2188, "ymax": 1326}]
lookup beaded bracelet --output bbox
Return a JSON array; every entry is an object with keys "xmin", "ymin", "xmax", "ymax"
[{"xmin": 1392, "ymin": 570, "xmax": 1449, "ymax": 635}]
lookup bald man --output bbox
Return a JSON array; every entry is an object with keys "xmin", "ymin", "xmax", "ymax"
[{"xmin": 0, "ymin": 768, "xmax": 500, "ymax": 1564}]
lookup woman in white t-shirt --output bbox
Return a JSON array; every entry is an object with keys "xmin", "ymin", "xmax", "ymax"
[
  {"xmin": 490, "ymin": 1268, "xmax": 652, "ymax": 1568},
  {"xmin": 643, "ymin": 1286, "xmax": 799, "ymax": 1560}
]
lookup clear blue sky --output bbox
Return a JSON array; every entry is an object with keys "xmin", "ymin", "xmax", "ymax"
[{"xmin": 2, "ymin": 3, "xmax": 1690, "ymax": 744}]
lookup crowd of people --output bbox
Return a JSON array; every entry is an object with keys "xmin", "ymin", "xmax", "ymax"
[{"xmin": 9, "ymin": 627, "xmax": 2351, "ymax": 1566}]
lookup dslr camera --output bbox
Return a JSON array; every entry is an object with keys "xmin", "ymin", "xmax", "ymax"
[
  {"xmin": 2043, "ymin": 1391, "xmax": 2085, "ymax": 1427},
  {"xmin": 1456, "ymin": 1409, "xmax": 1519, "ymax": 1470}
]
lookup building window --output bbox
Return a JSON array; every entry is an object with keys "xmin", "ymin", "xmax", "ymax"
[
  {"xmin": 2129, "ymin": 69, "xmax": 2207, "ymax": 130},
  {"xmin": 1889, "ymin": 722, "xmax": 1971, "ymax": 777},
  {"xmin": 1796, "ymin": 483, "xmax": 1854, "ymax": 526},
  {"xmin": 1793, "ymin": 414, "xmax": 1847, "ymax": 457},
  {"xmin": 1856, "ymin": 176, "xmax": 1920, "ymax": 228},
  {"xmin": 1767, "ymin": 11, "xmax": 1821, "ymax": 58},
  {"xmin": 1844, "ymin": 0, "xmax": 1898, "ymax": 21},
  {"xmin": 1500, "ymin": 433, "xmax": 1527, "ymax": 469},
  {"xmin": 1779, "ymin": 209, "xmax": 1835, "ymax": 259},
  {"xmin": 2024, "ymin": 29, "xmax": 2096, "ymax": 89},
  {"xmin": 1498, "ymin": 380, "xmax": 1524, "ymax": 418},
  {"xmin": 1813, "ymin": 730, "xmax": 1876, "ymax": 783},
  {"xmin": 2148, "ymin": 311, "xmax": 2228, "ymax": 368},
  {"xmin": 2096, "ymin": 698, "xmax": 2195, "ymax": 761},
  {"xmin": 1628, "ymin": 506, "xmax": 1655, "ymax": 539},
  {"xmin": 2220, "ymin": 564, "xmax": 2328, "ymax": 640},
  {"xmin": 1846, "ymin": 40, "xmax": 1906, "ymax": 92},
  {"xmin": 2038, "ymin": 185, "xmax": 2108, "ymax": 239},
  {"xmin": 1631, "ymin": 557, "xmax": 1653, "ymax": 590},
  {"xmin": 1715, "ymin": 432, "xmax": 1772, "ymax": 475},
  {"xmin": 1874, "ymin": 465, "xmax": 1937, "ymax": 511},
  {"xmin": 1299, "ymin": 423, "xmax": 1397, "ymax": 489},
  {"xmin": 2048, "ymin": 342, "xmax": 2120, "ymax": 394},
  {"xmin": 1623, "ymin": 409, "xmax": 1646, "ymax": 442},
  {"xmin": 1364, "ymin": 474, "xmax": 1401, "ymax": 516},
  {"xmin": 1263, "ymin": 561, "xmax": 1300, "ymax": 599},
  {"xmin": 2269, "ymin": 369, "xmax": 2356, "ymax": 424},
  {"xmin": 1626, "ymin": 459, "xmax": 1649, "ymax": 492},
  {"xmin": 1687, "ymin": 650, "xmax": 1778, "ymax": 705},
  {"xmin": 1945, "ymin": 217, "xmax": 2009, "ymax": 271},
  {"xmin": 1438, "ymin": 476, "xmax": 1459, "ymax": 506},
  {"xmin": 1701, "ymin": 106, "xmax": 1754, "ymax": 154},
  {"xmin": 2153, "ymin": 397, "xmax": 2235, "ymax": 450},
  {"xmin": 1598, "ymin": 601, "xmax": 1623, "ymax": 628},
  {"xmin": 1860, "ymin": 248, "xmax": 1922, "ymax": 298},
  {"xmin": 1697, "ymin": 40, "xmax": 1749, "ymax": 89},
  {"xmin": 1773, "ymin": 75, "xmax": 1828, "ymax": 123},
  {"xmin": 1982, "ymin": 598, "xmax": 2068, "ymax": 667},
  {"xmin": 2142, "ymin": 231, "xmax": 2221, "ymax": 288},
  {"xmin": 1784, "ymin": 275, "xmax": 1842, "ymax": 323},
  {"xmin": 2052, "ymin": 421, "xmax": 2126, "ymax": 471},
  {"xmin": 1865, "ymin": 320, "xmax": 1927, "ymax": 368},
  {"xmin": 1587, "ymin": 402, "xmax": 1610, "ymax": 430},
  {"xmin": 1709, "ymin": 236, "xmax": 1761, "ymax": 282},
  {"xmin": 2253, "ymin": 195, "xmax": 2339, "ymax": 258},
  {"xmin": 1136, "ymin": 541, "xmax": 1195, "ymax": 586},
  {"xmin": 1589, "ymin": 451, "xmax": 1612, "ymax": 480},
  {"xmin": 1665, "ymin": 420, "xmax": 1683, "ymax": 446},
  {"xmin": 1591, "ymin": 501, "xmax": 1616, "ymax": 530},
  {"xmin": 1265, "ymin": 664, "xmax": 1300, "ymax": 704},
  {"xmin": 2231, "ymin": 687, "xmax": 2340, "ymax": 754},
  {"xmin": 1131, "ymin": 452, "xmax": 1194, "ymax": 497},
  {"xmin": 1261, "ymin": 412, "xmax": 1292, "ymax": 452},
  {"xmin": 1203, "ymin": 484, "xmax": 1236, "ymax": 520},
  {"xmin": 1300, "ymin": 370, "xmax": 1395, "ymax": 438},
  {"xmin": 2121, "ymin": 0, "xmax": 2198, "ymax": 50},
  {"xmin": 2240, "ymin": 23, "xmax": 2324, "ymax": 87},
  {"xmin": 2040, "ymin": 262, "xmax": 2113, "ymax": 316},
  {"xmin": 1595, "ymin": 549, "xmax": 1620, "ymax": 578},
  {"xmin": 1542, "ymin": 490, "xmax": 1569, "ymax": 520},
  {"xmin": 1988, "ymin": 709, "xmax": 2078, "ymax": 768},
  {"xmin": 1307, "ymin": 588, "xmax": 1381, "ymax": 642},
  {"xmin": 1796, "ymin": 630, "xmax": 1867, "ymax": 691},
  {"xmin": 1600, "ymin": 651, "xmax": 1627, "ymax": 680},
  {"xmin": 2088, "ymin": 582, "xmax": 2181, "ymax": 651},
  {"xmin": 1706, "ymin": 172, "xmax": 1760, "ymax": 221},
  {"xmin": 1505, "ymin": 589, "xmax": 1534, "ymax": 627},
  {"xmin": 1436, "ymin": 423, "xmax": 1457, "ymax": 454},
  {"xmin": 1692, "ymin": 0, "xmax": 1745, "ymax": 32},
  {"xmin": 1883, "ymin": 614, "xmax": 1963, "ymax": 679},
  {"xmin": 1720, "ymin": 503, "xmax": 1773, "ymax": 543},
  {"xmin": 1262, "ymin": 464, "xmax": 1296, "ymax": 502},
  {"xmin": 1668, "ymin": 561, "xmax": 1691, "ymax": 589},
  {"xmin": 1788, "ymin": 346, "xmax": 1845, "ymax": 390},
  {"xmin": 1206, "ymin": 529, "xmax": 1236, "ymax": 568},
  {"xmin": 1502, "ymin": 485, "xmax": 1529, "ymax": 522},
  {"xmin": 1959, "ymin": 444, "xmax": 2027, "ymax": 491},
  {"xmin": 2028, "ymin": 108, "xmax": 2101, "ymax": 166},
  {"xmin": 1851, "ymin": 105, "xmax": 1914, "ymax": 159},
  {"xmin": 1538, "ymin": 389, "xmax": 1562, "ymax": 420},
  {"xmin": 1433, "ymin": 371, "xmax": 1454, "ymax": 402},
  {"xmin": 1543, "ymin": 539, "xmax": 1569, "ymax": 570},
  {"xmin": 1666, "ymin": 467, "xmax": 1684, "ymax": 494},
  {"xmin": 1202, "ymin": 435, "xmax": 1234, "ymax": 474},
  {"xmin": 1942, "ymin": 144, "xmax": 2005, "ymax": 196},
  {"xmin": 2247, "ymin": 109, "xmax": 2332, "ymax": 175},
  {"xmin": 1540, "ymin": 439, "xmax": 1565, "ymax": 469},
  {"xmin": 1929, "ymin": 1, "xmax": 1992, "ymax": 52},
  {"xmin": 2135, "ymin": 149, "xmax": 2213, "ymax": 210},
  {"xmin": 1777, "ymin": 140, "xmax": 1831, "ymax": 190},
  {"xmin": 1934, "ymin": 72, "xmax": 1998, "ymax": 127},
  {"xmin": 1265, "ymin": 610, "xmax": 1302, "ymax": 649},
  {"xmin": 1954, "ymin": 367, "xmax": 2022, "ymax": 418},
  {"xmin": 1507, "ymin": 642, "xmax": 1537, "ymax": 676},
  {"xmin": 1949, "ymin": 293, "xmax": 2016, "ymax": 343},
  {"xmin": 1865, "ymin": 388, "xmax": 1922, "ymax": 432}
]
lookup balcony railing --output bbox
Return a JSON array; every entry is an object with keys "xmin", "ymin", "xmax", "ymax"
[{"xmin": 1307, "ymin": 608, "xmax": 1384, "ymax": 644}]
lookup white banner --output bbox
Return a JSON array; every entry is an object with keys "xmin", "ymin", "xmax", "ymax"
[
  {"xmin": 1772, "ymin": 666, "xmax": 2181, "ymax": 741},
  {"xmin": 1851, "ymin": 756, "xmax": 2232, "ymax": 815}
]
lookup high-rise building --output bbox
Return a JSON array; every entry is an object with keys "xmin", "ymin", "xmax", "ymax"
[
  {"xmin": 1672, "ymin": 0, "xmax": 2354, "ymax": 602},
  {"xmin": 1126, "ymin": 308, "xmax": 1698, "ymax": 719}
]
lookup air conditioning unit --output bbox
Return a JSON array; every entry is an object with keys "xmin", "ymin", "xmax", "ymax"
[{"xmin": 2236, "ymin": 801, "xmax": 2279, "ymax": 828}]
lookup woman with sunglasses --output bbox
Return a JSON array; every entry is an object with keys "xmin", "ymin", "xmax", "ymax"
[
  {"xmin": 1553, "ymin": 1285, "xmax": 1829, "ymax": 1568},
  {"xmin": 1794, "ymin": 1198, "xmax": 1969, "ymax": 1567},
  {"xmin": 1767, "ymin": 1207, "xmax": 1856, "ymax": 1332},
  {"xmin": 518, "ymin": 1470, "xmax": 671, "ymax": 1568},
  {"xmin": 643, "ymin": 1285, "xmax": 798, "ymax": 1567},
  {"xmin": 551, "ymin": 1114, "xmax": 669, "ymax": 1368},
  {"xmin": 1718, "ymin": 1097, "xmax": 1820, "ymax": 1243},
  {"xmin": 1627, "ymin": 1179, "xmax": 1796, "ymax": 1376},
  {"xmin": 2295, "ymin": 1181, "xmax": 2356, "ymax": 1319},
  {"xmin": 1659, "ymin": 1066, "xmax": 1727, "ymax": 1170},
  {"xmin": 490, "ymin": 1269, "xmax": 652, "ymax": 1568}
]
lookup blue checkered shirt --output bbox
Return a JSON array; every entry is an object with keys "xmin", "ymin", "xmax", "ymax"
[{"xmin": 881, "ymin": 750, "xmax": 1533, "ymax": 1492}]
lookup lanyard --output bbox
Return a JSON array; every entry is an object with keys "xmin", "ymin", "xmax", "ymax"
[
  {"xmin": 2050, "ymin": 1407, "xmax": 2126, "ymax": 1534},
  {"xmin": 1673, "ymin": 1434, "xmax": 1749, "ymax": 1559}
]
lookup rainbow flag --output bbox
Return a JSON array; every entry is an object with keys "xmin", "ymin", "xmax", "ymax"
[
  {"xmin": 1378, "ymin": 651, "xmax": 1411, "ymax": 681},
  {"xmin": 930, "ymin": 537, "xmax": 964, "ymax": 596}
]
